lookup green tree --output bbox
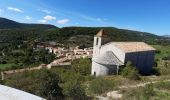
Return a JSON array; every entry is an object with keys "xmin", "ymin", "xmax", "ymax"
[
  {"xmin": 71, "ymin": 58, "xmax": 91, "ymax": 75},
  {"xmin": 39, "ymin": 69, "xmax": 64, "ymax": 100}
]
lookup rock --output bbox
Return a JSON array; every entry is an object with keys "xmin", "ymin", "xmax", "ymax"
[{"xmin": 107, "ymin": 91, "xmax": 122, "ymax": 99}]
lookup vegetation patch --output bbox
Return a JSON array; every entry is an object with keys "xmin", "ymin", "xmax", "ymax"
[
  {"xmin": 71, "ymin": 58, "xmax": 91, "ymax": 75},
  {"xmin": 121, "ymin": 62, "xmax": 140, "ymax": 80},
  {"xmin": 89, "ymin": 77, "xmax": 117, "ymax": 95},
  {"xmin": 122, "ymin": 81, "xmax": 170, "ymax": 100}
]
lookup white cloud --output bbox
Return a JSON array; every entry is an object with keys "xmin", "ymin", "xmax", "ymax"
[
  {"xmin": 41, "ymin": 10, "xmax": 51, "ymax": 14},
  {"xmin": 57, "ymin": 19, "xmax": 70, "ymax": 24},
  {"xmin": 78, "ymin": 14, "xmax": 104, "ymax": 23},
  {"xmin": 25, "ymin": 16, "xmax": 31, "ymax": 20},
  {"xmin": 7, "ymin": 7, "xmax": 23, "ymax": 13},
  {"xmin": 37, "ymin": 20, "xmax": 47, "ymax": 23},
  {"xmin": 37, "ymin": 15, "xmax": 56, "ymax": 24},
  {"xmin": 43, "ymin": 15, "xmax": 56, "ymax": 21}
]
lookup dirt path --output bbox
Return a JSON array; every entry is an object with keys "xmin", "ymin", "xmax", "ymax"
[{"xmin": 98, "ymin": 79, "xmax": 170, "ymax": 100}]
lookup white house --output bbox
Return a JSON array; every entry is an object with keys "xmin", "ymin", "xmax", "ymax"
[{"xmin": 91, "ymin": 29, "xmax": 156, "ymax": 76}]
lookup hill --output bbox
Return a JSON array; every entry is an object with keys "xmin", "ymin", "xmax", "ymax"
[
  {"xmin": 0, "ymin": 17, "xmax": 56, "ymax": 29},
  {"xmin": 163, "ymin": 35, "xmax": 170, "ymax": 38},
  {"xmin": 0, "ymin": 17, "xmax": 169, "ymax": 47},
  {"xmin": 55, "ymin": 27, "xmax": 163, "ymax": 47}
]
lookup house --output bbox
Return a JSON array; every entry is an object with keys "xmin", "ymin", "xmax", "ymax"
[{"xmin": 91, "ymin": 29, "xmax": 156, "ymax": 76}]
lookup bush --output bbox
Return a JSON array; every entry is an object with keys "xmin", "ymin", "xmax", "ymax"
[
  {"xmin": 123, "ymin": 83, "xmax": 156, "ymax": 100},
  {"xmin": 71, "ymin": 58, "xmax": 91, "ymax": 75},
  {"xmin": 89, "ymin": 77, "xmax": 116, "ymax": 94},
  {"xmin": 155, "ymin": 50, "xmax": 161, "ymax": 54},
  {"xmin": 0, "ymin": 79, "xmax": 5, "ymax": 85},
  {"xmin": 121, "ymin": 62, "xmax": 140, "ymax": 80},
  {"xmin": 63, "ymin": 80, "xmax": 86, "ymax": 99},
  {"xmin": 2, "ymin": 60, "xmax": 7, "ymax": 64},
  {"xmin": 152, "ymin": 67, "xmax": 160, "ymax": 75},
  {"xmin": 155, "ymin": 81, "xmax": 170, "ymax": 90},
  {"xmin": 157, "ymin": 60, "xmax": 170, "ymax": 75},
  {"xmin": 162, "ymin": 56, "xmax": 170, "ymax": 60},
  {"xmin": 38, "ymin": 69, "xmax": 64, "ymax": 99}
]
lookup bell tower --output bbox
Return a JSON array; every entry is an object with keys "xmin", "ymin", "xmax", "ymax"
[
  {"xmin": 93, "ymin": 29, "xmax": 107, "ymax": 57},
  {"xmin": 92, "ymin": 29, "xmax": 108, "ymax": 76}
]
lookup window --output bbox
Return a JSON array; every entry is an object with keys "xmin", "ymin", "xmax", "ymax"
[{"xmin": 96, "ymin": 38, "xmax": 98, "ymax": 45}]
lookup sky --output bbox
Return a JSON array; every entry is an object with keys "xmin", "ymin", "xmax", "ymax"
[{"xmin": 0, "ymin": 0, "xmax": 170, "ymax": 35}]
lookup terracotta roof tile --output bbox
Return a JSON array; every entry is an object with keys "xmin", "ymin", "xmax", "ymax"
[{"xmin": 112, "ymin": 42, "xmax": 156, "ymax": 53}]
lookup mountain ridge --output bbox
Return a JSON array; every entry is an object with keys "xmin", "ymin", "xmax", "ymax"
[
  {"xmin": 0, "ymin": 17, "xmax": 169, "ymax": 46},
  {"xmin": 0, "ymin": 17, "xmax": 57, "ymax": 29}
]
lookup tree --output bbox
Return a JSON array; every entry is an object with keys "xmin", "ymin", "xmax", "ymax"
[
  {"xmin": 39, "ymin": 69, "xmax": 64, "ymax": 100},
  {"xmin": 71, "ymin": 58, "xmax": 91, "ymax": 75}
]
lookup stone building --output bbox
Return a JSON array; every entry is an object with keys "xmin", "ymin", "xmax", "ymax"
[{"xmin": 91, "ymin": 29, "xmax": 156, "ymax": 76}]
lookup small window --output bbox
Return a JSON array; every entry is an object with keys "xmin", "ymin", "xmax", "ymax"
[{"xmin": 96, "ymin": 38, "xmax": 98, "ymax": 45}]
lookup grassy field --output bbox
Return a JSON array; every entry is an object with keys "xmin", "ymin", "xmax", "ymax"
[
  {"xmin": 122, "ymin": 81, "xmax": 170, "ymax": 100},
  {"xmin": 152, "ymin": 45, "xmax": 170, "ymax": 59}
]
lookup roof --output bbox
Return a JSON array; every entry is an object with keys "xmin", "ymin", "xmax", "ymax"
[
  {"xmin": 112, "ymin": 42, "xmax": 156, "ymax": 53},
  {"xmin": 0, "ymin": 85, "xmax": 45, "ymax": 100},
  {"xmin": 93, "ymin": 51, "xmax": 123, "ymax": 65},
  {"xmin": 96, "ymin": 29, "xmax": 107, "ymax": 37}
]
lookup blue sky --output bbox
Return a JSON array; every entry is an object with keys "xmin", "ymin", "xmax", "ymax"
[{"xmin": 0, "ymin": 0, "xmax": 170, "ymax": 35}]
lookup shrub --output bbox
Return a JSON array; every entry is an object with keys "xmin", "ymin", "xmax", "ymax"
[
  {"xmin": 38, "ymin": 69, "xmax": 64, "ymax": 99},
  {"xmin": 123, "ymin": 83, "xmax": 156, "ymax": 100},
  {"xmin": 2, "ymin": 60, "xmax": 7, "ymax": 64},
  {"xmin": 0, "ymin": 80, "xmax": 5, "ymax": 84},
  {"xmin": 162, "ymin": 56, "xmax": 170, "ymax": 60},
  {"xmin": 152, "ymin": 67, "xmax": 160, "ymax": 75},
  {"xmin": 155, "ymin": 81, "xmax": 170, "ymax": 90},
  {"xmin": 63, "ymin": 80, "xmax": 86, "ymax": 99},
  {"xmin": 155, "ymin": 50, "xmax": 161, "ymax": 54},
  {"xmin": 71, "ymin": 58, "xmax": 91, "ymax": 75},
  {"xmin": 157, "ymin": 60, "xmax": 170, "ymax": 75},
  {"xmin": 89, "ymin": 77, "xmax": 115, "ymax": 94},
  {"xmin": 121, "ymin": 62, "xmax": 140, "ymax": 80}
]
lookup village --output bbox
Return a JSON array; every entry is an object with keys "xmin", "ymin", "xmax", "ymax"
[
  {"xmin": 37, "ymin": 41, "xmax": 93, "ymax": 68},
  {"xmin": 1, "ymin": 0, "xmax": 170, "ymax": 99},
  {"xmin": 1, "ymin": 41, "xmax": 93, "ymax": 75}
]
